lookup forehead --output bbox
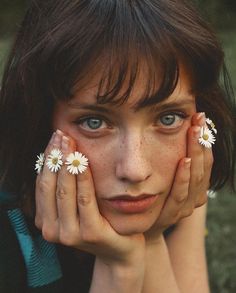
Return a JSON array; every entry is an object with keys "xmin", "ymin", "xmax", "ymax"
[{"xmin": 71, "ymin": 63, "xmax": 194, "ymax": 109}]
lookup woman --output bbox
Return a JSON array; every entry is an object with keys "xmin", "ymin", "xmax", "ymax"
[{"xmin": 0, "ymin": 0, "xmax": 235, "ymax": 292}]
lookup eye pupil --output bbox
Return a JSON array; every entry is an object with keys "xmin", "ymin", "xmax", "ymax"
[
  {"xmin": 160, "ymin": 115, "xmax": 175, "ymax": 126},
  {"xmin": 87, "ymin": 118, "xmax": 102, "ymax": 129}
]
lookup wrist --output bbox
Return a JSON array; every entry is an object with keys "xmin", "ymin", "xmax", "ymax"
[{"xmin": 90, "ymin": 256, "xmax": 145, "ymax": 293}]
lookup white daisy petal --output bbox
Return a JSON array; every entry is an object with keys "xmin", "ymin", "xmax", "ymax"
[
  {"xmin": 46, "ymin": 149, "xmax": 63, "ymax": 172},
  {"xmin": 207, "ymin": 190, "xmax": 217, "ymax": 199},
  {"xmin": 35, "ymin": 153, "xmax": 45, "ymax": 174},
  {"xmin": 198, "ymin": 127, "xmax": 216, "ymax": 148},
  {"xmin": 205, "ymin": 118, "xmax": 212, "ymax": 125},
  {"xmin": 212, "ymin": 127, "xmax": 217, "ymax": 134},
  {"xmin": 65, "ymin": 151, "xmax": 89, "ymax": 175},
  {"xmin": 206, "ymin": 117, "xmax": 217, "ymax": 134}
]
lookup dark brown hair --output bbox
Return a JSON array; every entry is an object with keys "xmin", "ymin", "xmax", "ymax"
[{"xmin": 0, "ymin": 0, "xmax": 235, "ymax": 205}]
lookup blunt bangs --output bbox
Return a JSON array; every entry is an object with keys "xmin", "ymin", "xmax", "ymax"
[{"xmin": 21, "ymin": 0, "xmax": 222, "ymax": 110}]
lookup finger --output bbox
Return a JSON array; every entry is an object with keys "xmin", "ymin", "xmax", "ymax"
[
  {"xmin": 187, "ymin": 125, "xmax": 204, "ymax": 199},
  {"xmin": 195, "ymin": 146, "xmax": 213, "ymax": 206},
  {"xmin": 76, "ymin": 166, "xmax": 102, "ymax": 235},
  {"xmin": 157, "ymin": 158, "xmax": 191, "ymax": 227},
  {"xmin": 203, "ymin": 148, "xmax": 213, "ymax": 185},
  {"xmin": 35, "ymin": 130, "xmax": 62, "ymax": 226},
  {"xmin": 188, "ymin": 113, "xmax": 211, "ymax": 206},
  {"xmin": 56, "ymin": 135, "xmax": 78, "ymax": 230}
]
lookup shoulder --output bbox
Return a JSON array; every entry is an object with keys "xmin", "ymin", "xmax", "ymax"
[
  {"xmin": 0, "ymin": 205, "xmax": 64, "ymax": 292},
  {"xmin": 0, "ymin": 208, "xmax": 27, "ymax": 291}
]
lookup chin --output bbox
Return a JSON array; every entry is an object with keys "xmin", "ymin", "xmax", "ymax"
[{"xmin": 107, "ymin": 216, "xmax": 156, "ymax": 236}]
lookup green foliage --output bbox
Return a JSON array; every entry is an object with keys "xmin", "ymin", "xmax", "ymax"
[
  {"xmin": 206, "ymin": 188, "xmax": 236, "ymax": 293},
  {"xmin": 193, "ymin": 0, "xmax": 236, "ymax": 29},
  {"xmin": 0, "ymin": 0, "xmax": 28, "ymax": 37},
  {"xmin": 220, "ymin": 31, "xmax": 236, "ymax": 91}
]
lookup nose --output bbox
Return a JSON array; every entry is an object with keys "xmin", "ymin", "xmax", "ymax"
[{"xmin": 115, "ymin": 131, "xmax": 152, "ymax": 183}]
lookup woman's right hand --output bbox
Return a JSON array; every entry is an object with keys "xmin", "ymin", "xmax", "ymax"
[{"xmin": 35, "ymin": 130, "xmax": 145, "ymax": 291}]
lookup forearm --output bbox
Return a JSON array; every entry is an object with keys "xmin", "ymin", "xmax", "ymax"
[
  {"xmin": 89, "ymin": 256, "xmax": 145, "ymax": 293},
  {"xmin": 142, "ymin": 235, "xmax": 180, "ymax": 293},
  {"xmin": 166, "ymin": 205, "xmax": 210, "ymax": 293}
]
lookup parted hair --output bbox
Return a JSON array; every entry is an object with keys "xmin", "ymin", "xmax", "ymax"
[{"xmin": 0, "ymin": 0, "xmax": 235, "ymax": 205}]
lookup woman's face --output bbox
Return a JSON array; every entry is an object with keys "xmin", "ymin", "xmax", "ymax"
[{"xmin": 53, "ymin": 68, "xmax": 196, "ymax": 235}]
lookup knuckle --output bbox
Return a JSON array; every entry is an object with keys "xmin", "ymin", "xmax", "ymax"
[
  {"xmin": 56, "ymin": 186, "xmax": 68, "ymax": 200},
  {"xmin": 77, "ymin": 194, "xmax": 91, "ymax": 206},
  {"xmin": 174, "ymin": 192, "xmax": 188, "ymax": 204},
  {"xmin": 194, "ymin": 172, "xmax": 204, "ymax": 184},
  {"xmin": 42, "ymin": 223, "xmax": 58, "ymax": 242},
  {"xmin": 182, "ymin": 206, "xmax": 194, "ymax": 218},
  {"xmin": 196, "ymin": 194, "xmax": 208, "ymax": 207},
  {"xmin": 179, "ymin": 174, "xmax": 190, "ymax": 185},
  {"xmin": 59, "ymin": 229, "xmax": 79, "ymax": 247},
  {"xmin": 37, "ymin": 179, "xmax": 51, "ymax": 194},
  {"xmin": 169, "ymin": 209, "xmax": 181, "ymax": 224}
]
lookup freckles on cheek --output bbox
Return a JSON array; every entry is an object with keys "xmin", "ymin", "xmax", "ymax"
[
  {"xmin": 76, "ymin": 140, "xmax": 110, "ymax": 172},
  {"xmin": 162, "ymin": 137, "xmax": 187, "ymax": 173}
]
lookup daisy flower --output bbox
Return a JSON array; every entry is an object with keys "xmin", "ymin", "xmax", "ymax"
[
  {"xmin": 46, "ymin": 149, "xmax": 63, "ymax": 172},
  {"xmin": 35, "ymin": 153, "xmax": 45, "ymax": 174},
  {"xmin": 207, "ymin": 190, "xmax": 217, "ymax": 199},
  {"xmin": 198, "ymin": 126, "xmax": 216, "ymax": 148},
  {"xmin": 65, "ymin": 151, "xmax": 89, "ymax": 175},
  {"xmin": 206, "ymin": 117, "xmax": 217, "ymax": 134}
]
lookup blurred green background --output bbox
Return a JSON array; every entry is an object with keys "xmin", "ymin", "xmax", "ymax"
[{"xmin": 0, "ymin": 1, "xmax": 235, "ymax": 292}]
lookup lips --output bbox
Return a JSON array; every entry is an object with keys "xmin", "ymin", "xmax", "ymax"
[{"xmin": 105, "ymin": 194, "xmax": 158, "ymax": 214}]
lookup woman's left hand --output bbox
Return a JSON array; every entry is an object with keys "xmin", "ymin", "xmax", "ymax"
[{"xmin": 145, "ymin": 112, "xmax": 213, "ymax": 242}]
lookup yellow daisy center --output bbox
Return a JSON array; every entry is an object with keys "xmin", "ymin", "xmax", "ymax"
[
  {"xmin": 203, "ymin": 134, "xmax": 209, "ymax": 141},
  {"xmin": 52, "ymin": 158, "xmax": 58, "ymax": 165},
  {"xmin": 72, "ymin": 159, "xmax": 80, "ymax": 167}
]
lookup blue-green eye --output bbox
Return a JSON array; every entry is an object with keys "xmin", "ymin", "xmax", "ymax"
[
  {"xmin": 86, "ymin": 118, "xmax": 103, "ymax": 129},
  {"xmin": 77, "ymin": 117, "xmax": 108, "ymax": 131},
  {"xmin": 160, "ymin": 114, "xmax": 176, "ymax": 126},
  {"xmin": 159, "ymin": 113, "xmax": 186, "ymax": 128}
]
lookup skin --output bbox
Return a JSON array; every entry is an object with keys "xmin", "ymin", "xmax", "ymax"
[
  {"xmin": 35, "ymin": 66, "xmax": 212, "ymax": 292},
  {"xmin": 52, "ymin": 68, "xmax": 196, "ymax": 235}
]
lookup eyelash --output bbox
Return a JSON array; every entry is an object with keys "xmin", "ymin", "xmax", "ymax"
[
  {"xmin": 157, "ymin": 111, "xmax": 189, "ymax": 129},
  {"xmin": 73, "ymin": 111, "xmax": 189, "ymax": 132},
  {"xmin": 73, "ymin": 115, "xmax": 110, "ymax": 131}
]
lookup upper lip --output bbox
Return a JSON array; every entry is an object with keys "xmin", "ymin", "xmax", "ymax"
[{"xmin": 108, "ymin": 194, "xmax": 157, "ymax": 201}]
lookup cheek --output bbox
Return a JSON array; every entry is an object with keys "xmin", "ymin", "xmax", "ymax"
[
  {"xmin": 152, "ymin": 133, "xmax": 187, "ymax": 187},
  {"xmin": 75, "ymin": 138, "xmax": 114, "ymax": 186}
]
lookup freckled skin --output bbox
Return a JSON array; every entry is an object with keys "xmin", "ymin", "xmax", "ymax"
[{"xmin": 52, "ymin": 69, "xmax": 196, "ymax": 235}]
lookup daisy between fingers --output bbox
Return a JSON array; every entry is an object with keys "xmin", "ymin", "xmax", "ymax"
[
  {"xmin": 198, "ymin": 126, "xmax": 216, "ymax": 148},
  {"xmin": 35, "ymin": 153, "xmax": 45, "ymax": 174},
  {"xmin": 46, "ymin": 149, "xmax": 63, "ymax": 172},
  {"xmin": 65, "ymin": 151, "xmax": 89, "ymax": 175},
  {"xmin": 206, "ymin": 118, "xmax": 217, "ymax": 134}
]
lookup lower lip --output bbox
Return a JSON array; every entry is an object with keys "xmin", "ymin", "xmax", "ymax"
[{"xmin": 106, "ymin": 195, "xmax": 158, "ymax": 214}]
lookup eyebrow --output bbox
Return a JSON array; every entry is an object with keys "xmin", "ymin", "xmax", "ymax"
[
  {"xmin": 68, "ymin": 102, "xmax": 111, "ymax": 113},
  {"xmin": 153, "ymin": 98, "xmax": 195, "ymax": 112},
  {"xmin": 68, "ymin": 97, "xmax": 195, "ymax": 113}
]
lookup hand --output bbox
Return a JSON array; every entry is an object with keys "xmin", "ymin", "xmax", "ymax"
[
  {"xmin": 35, "ymin": 130, "xmax": 145, "ymax": 269},
  {"xmin": 145, "ymin": 112, "xmax": 213, "ymax": 242}
]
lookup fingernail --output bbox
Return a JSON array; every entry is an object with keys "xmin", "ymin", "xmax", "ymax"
[
  {"xmin": 56, "ymin": 129, "xmax": 64, "ymax": 136},
  {"xmin": 62, "ymin": 136, "xmax": 69, "ymax": 151},
  {"xmin": 184, "ymin": 158, "xmax": 191, "ymax": 168},
  {"xmin": 196, "ymin": 112, "xmax": 205, "ymax": 126},
  {"xmin": 193, "ymin": 126, "xmax": 201, "ymax": 139}
]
